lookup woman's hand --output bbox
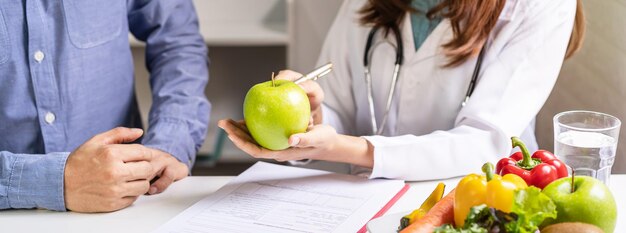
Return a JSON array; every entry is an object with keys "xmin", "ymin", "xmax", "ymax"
[
  {"xmin": 275, "ymin": 70, "xmax": 324, "ymax": 125},
  {"xmin": 218, "ymin": 119, "xmax": 337, "ymax": 162},
  {"xmin": 217, "ymin": 119, "xmax": 374, "ymax": 167}
]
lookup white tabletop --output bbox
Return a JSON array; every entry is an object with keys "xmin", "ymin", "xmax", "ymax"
[{"xmin": 1, "ymin": 175, "xmax": 624, "ymax": 233}]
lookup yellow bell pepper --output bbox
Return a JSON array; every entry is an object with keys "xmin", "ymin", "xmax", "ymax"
[
  {"xmin": 454, "ymin": 163, "xmax": 527, "ymax": 227},
  {"xmin": 399, "ymin": 182, "xmax": 446, "ymax": 230}
]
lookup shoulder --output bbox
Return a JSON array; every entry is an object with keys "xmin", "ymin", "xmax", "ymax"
[
  {"xmin": 342, "ymin": 0, "xmax": 368, "ymax": 13},
  {"xmin": 325, "ymin": 0, "xmax": 372, "ymax": 42},
  {"xmin": 334, "ymin": 0, "xmax": 368, "ymax": 25},
  {"xmin": 510, "ymin": 0, "xmax": 577, "ymax": 19}
]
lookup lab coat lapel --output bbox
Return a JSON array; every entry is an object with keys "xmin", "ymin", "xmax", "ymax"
[
  {"xmin": 394, "ymin": 0, "xmax": 520, "ymax": 135},
  {"xmin": 401, "ymin": 14, "xmax": 449, "ymax": 65},
  {"xmin": 395, "ymin": 17, "xmax": 456, "ymax": 135}
]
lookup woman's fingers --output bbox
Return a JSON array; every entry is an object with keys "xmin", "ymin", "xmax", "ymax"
[
  {"xmin": 289, "ymin": 125, "xmax": 336, "ymax": 148},
  {"xmin": 301, "ymin": 82, "xmax": 324, "ymax": 113},
  {"xmin": 219, "ymin": 119, "xmax": 253, "ymax": 141},
  {"xmin": 228, "ymin": 119, "xmax": 250, "ymax": 134},
  {"xmin": 219, "ymin": 119, "xmax": 269, "ymax": 158},
  {"xmin": 218, "ymin": 118, "xmax": 323, "ymax": 161},
  {"xmin": 227, "ymin": 132, "xmax": 265, "ymax": 158},
  {"xmin": 299, "ymin": 81, "xmax": 324, "ymax": 101}
]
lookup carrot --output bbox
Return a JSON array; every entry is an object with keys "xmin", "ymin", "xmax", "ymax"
[{"xmin": 400, "ymin": 188, "xmax": 456, "ymax": 233}]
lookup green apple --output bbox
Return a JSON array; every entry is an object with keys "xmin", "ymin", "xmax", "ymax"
[
  {"xmin": 542, "ymin": 176, "xmax": 617, "ymax": 233},
  {"xmin": 243, "ymin": 79, "xmax": 310, "ymax": 150}
]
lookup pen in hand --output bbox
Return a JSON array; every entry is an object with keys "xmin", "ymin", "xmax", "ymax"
[{"xmin": 294, "ymin": 63, "xmax": 333, "ymax": 84}]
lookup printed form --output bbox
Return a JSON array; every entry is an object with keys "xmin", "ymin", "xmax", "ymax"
[{"xmin": 153, "ymin": 162, "xmax": 406, "ymax": 233}]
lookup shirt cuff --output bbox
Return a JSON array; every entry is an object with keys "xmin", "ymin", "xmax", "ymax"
[
  {"xmin": 7, "ymin": 152, "xmax": 70, "ymax": 211},
  {"xmin": 142, "ymin": 118, "xmax": 196, "ymax": 168}
]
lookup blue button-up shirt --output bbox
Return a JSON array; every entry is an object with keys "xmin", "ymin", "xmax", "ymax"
[{"xmin": 0, "ymin": 0, "xmax": 210, "ymax": 211}]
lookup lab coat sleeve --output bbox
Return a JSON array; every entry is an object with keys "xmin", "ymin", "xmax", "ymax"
[
  {"xmin": 365, "ymin": 0, "xmax": 577, "ymax": 181},
  {"xmin": 127, "ymin": 0, "xmax": 210, "ymax": 168},
  {"xmin": 315, "ymin": 0, "xmax": 360, "ymax": 135}
]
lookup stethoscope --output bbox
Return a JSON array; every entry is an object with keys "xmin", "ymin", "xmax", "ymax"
[{"xmin": 363, "ymin": 25, "xmax": 486, "ymax": 135}]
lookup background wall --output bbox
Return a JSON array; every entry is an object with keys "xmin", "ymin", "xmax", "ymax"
[
  {"xmin": 290, "ymin": 0, "xmax": 344, "ymax": 71},
  {"xmin": 536, "ymin": 0, "xmax": 626, "ymax": 173}
]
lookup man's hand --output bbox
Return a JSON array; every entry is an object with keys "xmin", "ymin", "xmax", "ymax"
[
  {"xmin": 144, "ymin": 148, "xmax": 189, "ymax": 195},
  {"xmin": 64, "ymin": 127, "xmax": 154, "ymax": 213}
]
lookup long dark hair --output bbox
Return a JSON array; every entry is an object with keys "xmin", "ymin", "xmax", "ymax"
[{"xmin": 359, "ymin": 0, "xmax": 586, "ymax": 67}]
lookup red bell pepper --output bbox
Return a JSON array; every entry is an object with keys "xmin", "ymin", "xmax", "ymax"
[{"xmin": 495, "ymin": 137, "xmax": 568, "ymax": 189}]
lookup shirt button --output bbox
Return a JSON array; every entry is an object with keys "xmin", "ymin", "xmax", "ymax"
[
  {"xmin": 44, "ymin": 112, "xmax": 56, "ymax": 124},
  {"xmin": 34, "ymin": 51, "xmax": 45, "ymax": 63}
]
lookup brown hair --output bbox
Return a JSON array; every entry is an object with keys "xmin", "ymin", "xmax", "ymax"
[{"xmin": 359, "ymin": 0, "xmax": 586, "ymax": 67}]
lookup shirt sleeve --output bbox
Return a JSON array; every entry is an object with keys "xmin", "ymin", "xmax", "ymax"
[
  {"xmin": 127, "ymin": 0, "xmax": 210, "ymax": 167},
  {"xmin": 0, "ymin": 151, "xmax": 70, "ymax": 211},
  {"xmin": 365, "ymin": 0, "xmax": 577, "ymax": 181}
]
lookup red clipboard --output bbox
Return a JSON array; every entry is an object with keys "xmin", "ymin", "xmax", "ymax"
[{"xmin": 358, "ymin": 183, "xmax": 411, "ymax": 233}]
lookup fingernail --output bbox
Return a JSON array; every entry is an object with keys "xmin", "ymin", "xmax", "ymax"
[
  {"xmin": 131, "ymin": 128, "xmax": 143, "ymax": 134},
  {"xmin": 290, "ymin": 136, "xmax": 300, "ymax": 147},
  {"xmin": 149, "ymin": 186, "xmax": 157, "ymax": 195}
]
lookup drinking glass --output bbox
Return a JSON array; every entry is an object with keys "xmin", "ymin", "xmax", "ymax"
[{"xmin": 553, "ymin": 111, "xmax": 621, "ymax": 185}]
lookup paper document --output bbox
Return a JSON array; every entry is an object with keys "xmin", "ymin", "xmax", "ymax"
[{"xmin": 153, "ymin": 162, "xmax": 407, "ymax": 233}]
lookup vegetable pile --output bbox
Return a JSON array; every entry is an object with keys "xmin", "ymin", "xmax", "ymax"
[
  {"xmin": 435, "ymin": 186, "xmax": 556, "ymax": 233},
  {"xmin": 397, "ymin": 137, "xmax": 618, "ymax": 233}
]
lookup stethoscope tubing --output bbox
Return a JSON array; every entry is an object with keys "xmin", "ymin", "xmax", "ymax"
[
  {"xmin": 364, "ymin": 25, "xmax": 404, "ymax": 135},
  {"xmin": 363, "ymin": 25, "xmax": 486, "ymax": 135}
]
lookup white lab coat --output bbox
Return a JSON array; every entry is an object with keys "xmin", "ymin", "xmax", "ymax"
[{"xmin": 312, "ymin": 0, "xmax": 577, "ymax": 180}]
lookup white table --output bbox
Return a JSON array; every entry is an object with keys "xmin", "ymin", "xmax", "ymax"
[{"xmin": 1, "ymin": 176, "xmax": 624, "ymax": 233}]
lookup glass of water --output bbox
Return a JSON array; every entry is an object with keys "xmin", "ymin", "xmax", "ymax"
[{"xmin": 553, "ymin": 110, "xmax": 621, "ymax": 184}]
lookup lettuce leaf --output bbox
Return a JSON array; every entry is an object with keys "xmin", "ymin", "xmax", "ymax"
[
  {"xmin": 434, "ymin": 223, "xmax": 487, "ymax": 233},
  {"xmin": 434, "ymin": 187, "xmax": 556, "ymax": 233},
  {"xmin": 434, "ymin": 205, "xmax": 508, "ymax": 233},
  {"xmin": 504, "ymin": 187, "xmax": 557, "ymax": 233}
]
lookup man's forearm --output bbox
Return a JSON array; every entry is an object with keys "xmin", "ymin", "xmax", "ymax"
[{"xmin": 128, "ymin": 0, "xmax": 210, "ymax": 167}]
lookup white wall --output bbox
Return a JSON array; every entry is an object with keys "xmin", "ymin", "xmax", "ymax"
[
  {"xmin": 536, "ymin": 0, "xmax": 626, "ymax": 173},
  {"xmin": 290, "ymin": 0, "xmax": 344, "ymax": 71}
]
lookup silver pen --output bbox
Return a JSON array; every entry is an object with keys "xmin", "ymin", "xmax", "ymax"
[{"xmin": 294, "ymin": 63, "xmax": 333, "ymax": 84}]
